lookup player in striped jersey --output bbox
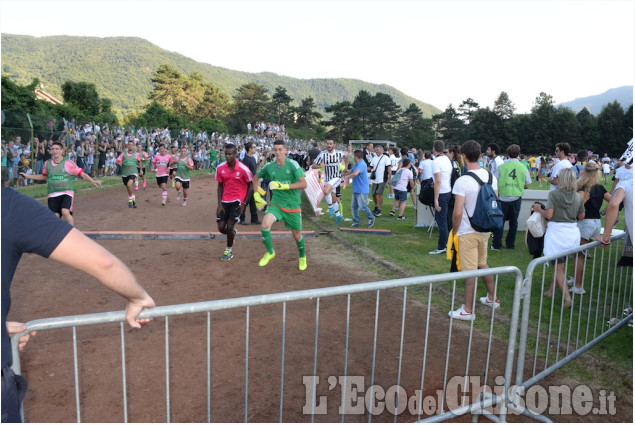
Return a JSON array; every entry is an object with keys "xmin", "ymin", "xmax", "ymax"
[{"xmin": 312, "ymin": 140, "xmax": 349, "ymax": 225}]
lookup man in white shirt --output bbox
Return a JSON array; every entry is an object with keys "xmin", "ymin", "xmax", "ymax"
[
  {"xmin": 549, "ymin": 142, "xmax": 573, "ymax": 191},
  {"xmin": 418, "ymin": 151, "xmax": 434, "ymax": 181},
  {"xmin": 368, "ymin": 145, "xmax": 391, "ymax": 216},
  {"xmin": 449, "ymin": 139, "xmax": 499, "ymax": 321},
  {"xmin": 429, "ymin": 140, "xmax": 453, "ymax": 255},
  {"xmin": 485, "ymin": 143, "xmax": 504, "ymax": 179}
]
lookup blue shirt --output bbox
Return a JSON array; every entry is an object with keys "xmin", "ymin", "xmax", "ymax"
[{"xmin": 351, "ymin": 160, "xmax": 369, "ymax": 194}]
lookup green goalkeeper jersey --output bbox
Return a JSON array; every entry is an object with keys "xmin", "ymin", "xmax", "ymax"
[{"xmin": 258, "ymin": 158, "xmax": 305, "ymax": 211}]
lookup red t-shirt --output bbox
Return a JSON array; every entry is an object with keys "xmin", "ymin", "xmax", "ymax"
[{"xmin": 216, "ymin": 161, "xmax": 253, "ymax": 203}]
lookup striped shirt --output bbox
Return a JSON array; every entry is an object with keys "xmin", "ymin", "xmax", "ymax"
[{"xmin": 313, "ymin": 150, "xmax": 346, "ymax": 181}]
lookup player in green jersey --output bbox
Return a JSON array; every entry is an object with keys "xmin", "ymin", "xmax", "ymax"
[{"xmin": 252, "ymin": 140, "xmax": 308, "ymax": 271}]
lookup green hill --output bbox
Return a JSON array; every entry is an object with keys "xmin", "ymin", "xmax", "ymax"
[{"xmin": 1, "ymin": 34, "xmax": 441, "ymax": 118}]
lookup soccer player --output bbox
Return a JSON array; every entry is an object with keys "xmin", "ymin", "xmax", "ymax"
[
  {"xmin": 216, "ymin": 144, "xmax": 253, "ymax": 261},
  {"xmin": 151, "ymin": 142, "xmax": 173, "ymax": 206},
  {"xmin": 175, "ymin": 145, "xmax": 195, "ymax": 206},
  {"xmin": 169, "ymin": 144, "xmax": 179, "ymax": 188},
  {"xmin": 253, "ymin": 140, "xmax": 308, "ymax": 270},
  {"xmin": 20, "ymin": 141, "xmax": 101, "ymax": 225},
  {"xmin": 312, "ymin": 139, "xmax": 348, "ymax": 225},
  {"xmin": 116, "ymin": 140, "xmax": 142, "ymax": 208},
  {"xmin": 136, "ymin": 142, "xmax": 150, "ymax": 189}
]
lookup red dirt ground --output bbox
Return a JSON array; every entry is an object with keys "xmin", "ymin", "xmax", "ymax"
[{"xmin": 8, "ymin": 175, "xmax": 632, "ymax": 422}]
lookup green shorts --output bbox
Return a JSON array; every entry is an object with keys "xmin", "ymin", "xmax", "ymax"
[{"xmin": 266, "ymin": 204, "xmax": 302, "ymax": 231}]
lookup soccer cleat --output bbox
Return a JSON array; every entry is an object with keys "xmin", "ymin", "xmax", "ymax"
[
  {"xmin": 220, "ymin": 250, "xmax": 233, "ymax": 261},
  {"xmin": 182, "ymin": 201, "xmax": 187, "ymax": 206},
  {"xmin": 448, "ymin": 305, "xmax": 475, "ymax": 321},
  {"xmin": 161, "ymin": 201, "xmax": 166, "ymax": 206},
  {"xmin": 328, "ymin": 205, "xmax": 335, "ymax": 218},
  {"xmin": 142, "ymin": 180, "xmax": 146, "ymax": 188},
  {"xmin": 135, "ymin": 182, "xmax": 139, "ymax": 191},
  {"xmin": 258, "ymin": 251, "xmax": 276, "ymax": 267},
  {"xmin": 176, "ymin": 191, "xmax": 181, "ymax": 200},
  {"xmin": 128, "ymin": 199, "xmax": 134, "ymax": 208},
  {"xmin": 171, "ymin": 180, "xmax": 175, "ymax": 188},
  {"xmin": 480, "ymin": 296, "xmax": 501, "ymax": 309},
  {"xmin": 299, "ymin": 256, "xmax": 307, "ymax": 271},
  {"xmin": 335, "ymin": 215, "xmax": 342, "ymax": 225}
]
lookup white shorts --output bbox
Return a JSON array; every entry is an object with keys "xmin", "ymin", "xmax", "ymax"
[
  {"xmin": 324, "ymin": 177, "xmax": 341, "ymax": 192},
  {"xmin": 577, "ymin": 218, "xmax": 601, "ymax": 240}
]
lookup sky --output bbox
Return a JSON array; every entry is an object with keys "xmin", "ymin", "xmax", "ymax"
[{"xmin": 0, "ymin": 0, "xmax": 633, "ymax": 114}]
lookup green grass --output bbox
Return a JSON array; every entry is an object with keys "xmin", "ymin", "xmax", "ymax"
[{"xmin": 306, "ymin": 180, "xmax": 631, "ymax": 388}]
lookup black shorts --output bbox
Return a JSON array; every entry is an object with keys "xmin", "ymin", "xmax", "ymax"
[
  {"xmin": 156, "ymin": 176, "xmax": 169, "ymax": 186},
  {"xmin": 334, "ymin": 185, "xmax": 341, "ymax": 198},
  {"xmin": 137, "ymin": 167, "xmax": 146, "ymax": 175},
  {"xmin": 218, "ymin": 201, "xmax": 241, "ymax": 224},
  {"xmin": 175, "ymin": 178, "xmax": 190, "ymax": 189},
  {"xmin": 169, "ymin": 168, "xmax": 177, "ymax": 175},
  {"xmin": 48, "ymin": 194, "xmax": 74, "ymax": 215},
  {"xmin": 122, "ymin": 175, "xmax": 137, "ymax": 186}
]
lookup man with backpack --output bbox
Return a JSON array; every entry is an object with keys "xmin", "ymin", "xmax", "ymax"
[
  {"xmin": 449, "ymin": 140, "xmax": 501, "ymax": 321},
  {"xmin": 491, "ymin": 144, "xmax": 531, "ymax": 250}
]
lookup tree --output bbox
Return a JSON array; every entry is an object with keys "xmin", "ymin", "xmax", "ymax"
[
  {"xmin": 370, "ymin": 92, "xmax": 401, "ymax": 139},
  {"xmin": 457, "ymin": 98, "xmax": 480, "ymax": 125},
  {"xmin": 270, "ymin": 86, "xmax": 293, "ymax": 125},
  {"xmin": 432, "ymin": 105, "xmax": 466, "ymax": 144},
  {"xmin": 597, "ymin": 101, "xmax": 627, "ymax": 157},
  {"xmin": 229, "ymin": 82, "xmax": 270, "ymax": 132},
  {"xmin": 575, "ymin": 108, "xmax": 599, "ymax": 152},
  {"xmin": 294, "ymin": 97, "xmax": 322, "ymax": 130},
  {"xmin": 397, "ymin": 103, "xmax": 434, "ymax": 149},
  {"xmin": 323, "ymin": 101, "xmax": 353, "ymax": 143},
  {"xmin": 493, "ymin": 91, "xmax": 516, "ymax": 120},
  {"xmin": 61, "ymin": 81, "xmax": 101, "ymax": 117},
  {"xmin": 350, "ymin": 90, "xmax": 375, "ymax": 139}
]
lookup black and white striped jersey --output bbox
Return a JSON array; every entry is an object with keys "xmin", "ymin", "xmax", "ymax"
[{"xmin": 313, "ymin": 150, "xmax": 346, "ymax": 181}]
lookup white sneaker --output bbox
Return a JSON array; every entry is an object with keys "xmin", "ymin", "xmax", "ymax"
[
  {"xmin": 429, "ymin": 248, "xmax": 446, "ymax": 255},
  {"xmin": 571, "ymin": 286, "xmax": 586, "ymax": 295},
  {"xmin": 480, "ymin": 296, "xmax": 501, "ymax": 309},
  {"xmin": 567, "ymin": 277, "xmax": 575, "ymax": 286},
  {"xmin": 448, "ymin": 305, "xmax": 475, "ymax": 321}
]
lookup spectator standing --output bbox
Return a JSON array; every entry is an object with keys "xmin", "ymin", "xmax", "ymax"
[
  {"xmin": 491, "ymin": 144, "xmax": 531, "ymax": 250},
  {"xmin": 549, "ymin": 143, "xmax": 573, "ymax": 191},
  {"xmin": 368, "ymin": 145, "xmax": 391, "ymax": 217},
  {"xmin": 448, "ymin": 140, "xmax": 500, "ymax": 321},
  {"xmin": 533, "ymin": 168, "xmax": 585, "ymax": 307},
  {"xmin": 485, "ymin": 143, "xmax": 504, "ymax": 179},
  {"xmin": 341, "ymin": 150, "xmax": 375, "ymax": 228},
  {"xmin": 429, "ymin": 140, "xmax": 452, "ymax": 255},
  {"xmin": 389, "ymin": 157, "xmax": 415, "ymax": 220}
]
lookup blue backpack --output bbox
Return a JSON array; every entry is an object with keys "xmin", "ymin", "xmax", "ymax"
[{"xmin": 464, "ymin": 171, "xmax": 504, "ymax": 232}]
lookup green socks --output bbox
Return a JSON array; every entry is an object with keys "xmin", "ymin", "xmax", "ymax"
[
  {"xmin": 296, "ymin": 236, "xmax": 305, "ymax": 258},
  {"xmin": 261, "ymin": 228, "xmax": 274, "ymax": 254}
]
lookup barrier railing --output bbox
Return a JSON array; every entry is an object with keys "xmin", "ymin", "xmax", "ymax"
[
  {"xmin": 512, "ymin": 233, "xmax": 631, "ymax": 422},
  {"xmin": 12, "ymin": 266, "xmax": 524, "ymax": 423}
]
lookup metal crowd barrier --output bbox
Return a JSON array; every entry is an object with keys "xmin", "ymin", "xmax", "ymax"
[
  {"xmin": 11, "ymin": 266, "xmax": 524, "ymax": 423},
  {"xmin": 513, "ymin": 233, "xmax": 631, "ymax": 422}
]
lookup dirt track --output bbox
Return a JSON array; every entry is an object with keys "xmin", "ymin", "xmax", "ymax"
[{"xmin": 8, "ymin": 174, "xmax": 632, "ymax": 422}]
